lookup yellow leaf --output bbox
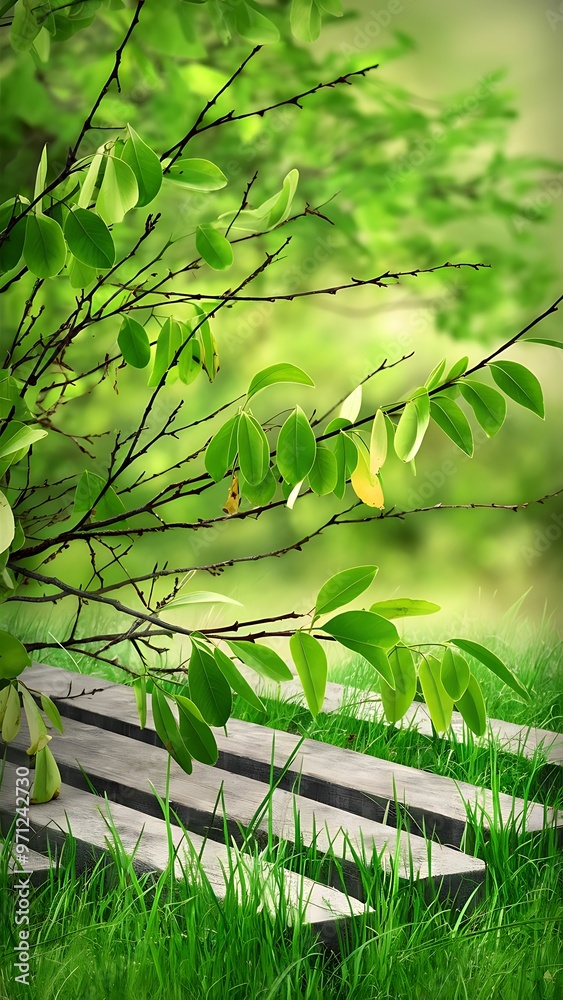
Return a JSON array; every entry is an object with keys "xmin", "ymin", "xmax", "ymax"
[
  {"xmin": 223, "ymin": 475, "xmax": 240, "ymax": 515},
  {"xmin": 351, "ymin": 446, "xmax": 384, "ymax": 508}
]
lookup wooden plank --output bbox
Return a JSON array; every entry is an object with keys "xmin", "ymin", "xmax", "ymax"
[
  {"xmin": 252, "ymin": 677, "xmax": 563, "ymax": 766},
  {"xmin": 6, "ymin": 712, "xmax": 486, "ymax": 905},
  {"xmin": 22, "ymin": 665, "xmax": 561, "ymax": 847},
  {"xmin": 4, "ymin": 844, "xmax": 53, "ymax": 887},
  {"xmin": 0, "ymin": 762, "xmax": 365, "ymax": 948}
]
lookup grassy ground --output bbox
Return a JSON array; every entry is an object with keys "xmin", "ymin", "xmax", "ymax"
[{"xmin": 0, "ymin": 622, "xmax": 561, "ymax": 999}]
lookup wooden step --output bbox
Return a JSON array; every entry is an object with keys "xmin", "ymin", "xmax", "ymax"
[
  {"xmin": 6, "ymin": 707, "xmax": 487, "ymax": 906},
  {"xmin": 0, "ymin": 763, "xmax": 363, "ymax": 948},
  {"xmin": 22, "ymin": 665, "xmax": 561, "ymax": 849},
  {"xmin": 252, "ymin": 677, "xmax": 563, "ymax": 766},
  {"xmin": 3, "ymin": 843, "xmax": 53, "ymax": 887}
]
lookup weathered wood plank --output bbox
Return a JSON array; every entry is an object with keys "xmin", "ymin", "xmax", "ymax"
[
  {"xmin": 22, "ymin": 665, "xmax": 561, "ymax": 847},
  {"xmin": 6, "ymin": 712, "xmax": 486, "ymax": 905},
  {"xmin": 4, "ymin": 844, "xmax": 53, "ymax": 887},
  {"xmin": 0, "ymin": 761, "xmax": 365, "ymax": 947},
  {"xmin": 252, "ymin": 677, "xmax": 563, "ymax": 766}
]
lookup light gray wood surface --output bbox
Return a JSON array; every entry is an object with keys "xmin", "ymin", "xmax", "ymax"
[
  {"xmin": 4, "ymin": 843, "xmax": 53, "ymax": 886},
  {"xmin": 21, "ymin": 665, "xmax": 561, "ymax": 848},
  {"xmin": 5, "ymin": 708, "xmax": 486, "ymax": 904},
  {"xmin": 0, "ymin": 761, "xmax": 365, "ymax": 947},
  {"xmin": 252, "ymin": 677, "xmax": 563, "ymax": 766}
]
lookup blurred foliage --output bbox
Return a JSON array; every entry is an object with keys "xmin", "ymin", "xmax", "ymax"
[{"xmin": 0, "ymin": 0, "xmax": 561, "ymax": 640}]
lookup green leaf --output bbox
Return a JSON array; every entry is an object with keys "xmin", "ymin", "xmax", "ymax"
[
  {"xmin": 489, "ymin": 361, "xmax": 544, "ymax": 418},
  {"xmin": 369, "ymin": 409, "xmax": 388, "ymax": 475},
  {"xmin": 148, "ymin": 317, "xmax": 182, "ymax": 387},
  {"xmin": 121, "ymin": 126, "xmax": 162, "ymax": 207},
  {"xmin": 0, "ymin": 198, "xmax": 28, "ymax": 272},
  {"xmin": 96, "ymin": 155, "xmax": 139, "ymax": 224},
  {"xmin": 308, "ymin": 444, "xmax": 338, "ymax": 495},
  {"xmin": 247, "ymin": 363, "xmax": 314, "ymax": 400},
  {"xmin": 0, "ymin": 422, "xmax": 47, "ymax": 459},
  {"xmin": 369, "ymin": 599, "xmax": 441, "ymax": 619},
  {"xmin": 68, "ymin": 255, "xmax": 96, "ymax": 289},
  {"xmin": 321, "ymin": 610, "xmax": 399, "ymax": 679},
  {"xmin": 1, "ymin": 681, "xmax": 21, "ymax": 741},
  {"xmin": 0, "ymin": 630, "xmax": 30, "ymax": 680},
  {"xmin": 132, "ymin": 677, "xmax": 146, "ymax": 729},
  {"xmin": 379, "ymin": 646, "xmax": 417, "ymax": 723},
  {"xmin": 235, "ymin": 1, "xmax": 280, "ymax": 43},
  {"xmin": 64, "ymin": 208, "xmax": 115, "ymax": 269},
  {"xmin": 290, "ymin": 631, "xmax": 327, "ymax": 717},
  {"xmin": 73, "ymin": 470, "xmax": 127, "ymax": 523},
  {"xmin": 331, "ymin": 430, "xmax": 356, "ymax": 500},
  {"xmin": 24, "ymin": 214, "xmax": 66, "ymax": 277},
  {"xmin": 394, "ymin": 390, "xmax": 430, "ymax": 462},
  {"xmin": 33, "ymin": 144, "xmax": 48, "ymax": 213},
  {"xmin": 239, "ymin": 468, "xmax": 277, "ymax": 506},
  {"xmin": 213, "ymin": 647, "xmax": 266, "ymax": 713},
  {"xmin": 151, "ymin": 689, "xmax": 193, "ymax": 773},
  {"xmin": 523, "ymin": 338, "xmax": 563, "ymax": 349},
  {"xmin": 440, "ymin": 647, "xmax": 470, "ymax": 701},
  {"xmin": 444, "ymin": 357, "xmax": 469, "ymax": 382},
  {"xmin": 0, "ymin": 490, "xmax": 15, "ymax": 555},
  {"xmin": 193, "ymin": 306, "xmax": 218, "ymax": 382},
  {"xmin": 205, "ymin": 414, "xmax": 240, "ymax": 482},
  {"xmin": 118, "ymin": 316, "xmax": 151, "ymax": 369},
  {"xmin": 425, "ymin": 358, "xmax": 447, "ymax": 391},
  {"xmin": 167, "ymin": 158, "xmax": 227, "ymax": 191},
  {"xmin": 450, "ymin": 638, "xmax": 529, "ymax": 700},
  {"xmin": 456, "ymin": 673, "xmax": 486, "ymax": 737},
  {"xmin": 237, "ymin": 411, "xmax": 270, "ymax": 486},
  {"xmin": 176, "ymin": 695, "xmax": 218, "ymax": 765},
  {"xmin": 276, "ymin": 405, "xmax": 316, "ymax": 484},
  {"xmin": 40, "ymin": 693, "xmax": 64, "ymax": 733},
  {"xmin": 315, "ymin": 565, "xmax": 378, "ymax": 619},
  {"xmin": 290, "ymin": 0, "xmax": 321, "ymax": 41},
  {"xmin": 418, "ymin": 654, "xmax": 453, "ymax": 733},
  {"xmin": 164, "ymin": 591, "xmax": 242, "ymax": 610},
  {"xmin": 227, "ymin": 640, "xmax": 293, "ymax": 682},
  {"xmin": 11, "ymin": 0, "xmax": 40, "ymax": 51},
  {"xmin": 339, "ymin": 385, "xmax": 362, "ymax": 424},
  {"xmin": 430, "ymin": 395, "xmax": 474, "ymax": 455},
  {"xmin": 196, "ymin": 224, "xmax": 233, "ymax": 270},
  {"xmin": 77, "ymin": 149, "xmax": 104, "ymax": 209},
  {"xmin": 217, "ymin": 170, "xmax": 299, "ymax": 233},
  {"xmin": 178, "ymin": 334, "xmax": 202, "ymax": 385},
  {"xmin": 31, "ymin": 745, "xmax": 61, "ymax": 804},
  {"xmin": 459, "ymin": 380, "xmax": 506, "ymax": 437},
  {"xmin": 261, "ymin": 168, "xmax": 300, "ymax": 228},
  {"xmin": 188, "ymin": 640, "xmax": 232, "ymax": 726}
]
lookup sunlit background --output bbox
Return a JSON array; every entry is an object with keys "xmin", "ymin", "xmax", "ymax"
[{"xmin": 1, "ymin": 0, "xmax": 561, "ymax": 661}]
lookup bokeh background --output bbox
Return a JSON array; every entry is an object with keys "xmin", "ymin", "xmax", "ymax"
[{"xmin": 0, "ymin": 0, "xmax": 561, "ymax": 658}]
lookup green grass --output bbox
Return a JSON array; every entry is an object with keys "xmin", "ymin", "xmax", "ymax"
[
  {"xmin": 0, "ymin": 621, "xmax": 561, "ymax": 999},
  {"xmin": 0, "ymin": 787, "xmax": 561, "ymax": 1000}
]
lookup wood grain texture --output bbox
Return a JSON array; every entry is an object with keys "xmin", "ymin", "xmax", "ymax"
[
  {"xmin": 0, "ymin": 761, "xmax": 365, "ymax": 947},
  {"xmin": 250, "ymin": 676, "xmax": 563, "ymax": 766},
  {"xmin": 6, "ymin": 710, "xmax": 486, "ymax": 905},
  {"xmin": 21, "ymin": 665, "xmax": 561, "ymax": 848}
]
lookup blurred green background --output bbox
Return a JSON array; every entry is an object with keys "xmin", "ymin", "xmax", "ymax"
[{"xmin": 0, "ymin": 0, "xmax": 561, "ymax": 657}]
